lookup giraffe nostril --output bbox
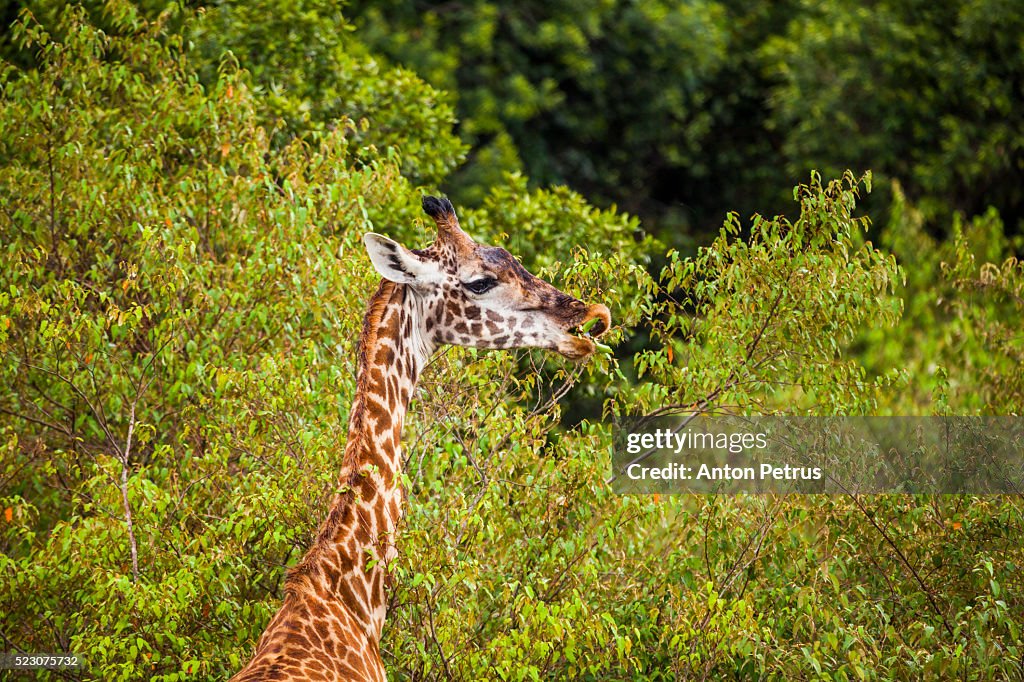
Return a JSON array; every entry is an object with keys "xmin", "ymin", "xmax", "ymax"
[{"xmin": 554, "ymin": 292, "xmax": 582, "ymax": 310}]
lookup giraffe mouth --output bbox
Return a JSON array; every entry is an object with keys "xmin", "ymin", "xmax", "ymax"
[
  {"xmin": 560, "ymin": 304, "xmax": 612, "ymax": 359},
  {"xmin": 571, "ymin": 304, "xmax": 611, "ymax": 337}
]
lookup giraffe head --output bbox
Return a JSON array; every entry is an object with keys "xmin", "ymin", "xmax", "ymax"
[{"xmin": 362, "ymin": 196, "xmax": 611, "ymax": 360}]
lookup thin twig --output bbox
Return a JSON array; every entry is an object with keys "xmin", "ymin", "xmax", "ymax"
[{"xmin": 120, "ymin": 398, "xmax": 140, "ymax": 582}]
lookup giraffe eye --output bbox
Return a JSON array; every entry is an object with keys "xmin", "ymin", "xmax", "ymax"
[{"xmin": 464, "ymin": 277, "xmax": 498, "ymax": 295}]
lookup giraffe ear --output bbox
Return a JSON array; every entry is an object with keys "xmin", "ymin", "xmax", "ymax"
[{"xmin": 362, "ymin": 233, "xmax": 439, "ymax": 285}]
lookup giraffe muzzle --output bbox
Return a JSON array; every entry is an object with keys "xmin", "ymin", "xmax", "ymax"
[
  {"xmin": 576, "ymin": 304, "xmax": 611, "ymax": 338},
  {"xmin": 558, "ymin": 304, "xmax": 612, "ymax": 360}
]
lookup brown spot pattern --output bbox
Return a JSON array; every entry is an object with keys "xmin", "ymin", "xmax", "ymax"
[{"xmin": 232, "ymin": 197, "xmax": 608, "ymax": 682}]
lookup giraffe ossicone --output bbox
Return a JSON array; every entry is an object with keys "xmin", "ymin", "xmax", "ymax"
[{"xmin": 231, "ymin": 196, "xmax": 610, "ymax": 681}]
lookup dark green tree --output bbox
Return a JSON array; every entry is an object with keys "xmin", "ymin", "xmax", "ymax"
[
  {"xmin": 762, "ymin": 0, "xmax": 1024, "ymax": 230},
  {"xmin": 348, "ymin": 0, "xmax": 737, "ymax": 229}
]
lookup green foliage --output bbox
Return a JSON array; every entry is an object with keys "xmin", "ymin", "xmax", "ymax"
[
  {"xmin": 1, "ymin": 0, "xmax": 467, "ymax": 186},
  {"xmin": 348, "ymin": 0, "xmax": 732, "ymax": 222},
  {"xmin": 349, "ymin": 0, "xmax": 1024, "ymax": 242},
  {"xmin": 855, "ymin": 185, "xmax": 1024, "ymax": 414},
  {"xmin": 943, "ymin": 214, "xmax": 1024, "ymax": 412},
  {"xmin": 1, "ymin": 2, "xmax": 1022, "ymax": 682},
  {"xmin": 628, "ymin": 171, "xmax": 904, "ymax": 418},
  {"xmin": 463, "ymin": 171, "xmax": 655, "ymax": 272},
  {"xmin": 179, "ymin": 0, "xmax": 467, "ymax": 186},
  {"xmin": 762, "ymin": 0, "xmax": 1024, "ymax": 226}
]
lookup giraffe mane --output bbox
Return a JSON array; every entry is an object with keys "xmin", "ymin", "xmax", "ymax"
[
  {"xmin": 284, "ymin": 278, "xmax": 401, "ymax": 596},
  {"xmin": 345, "ymin": 278, "xmax": 403, "ymax": 479}
]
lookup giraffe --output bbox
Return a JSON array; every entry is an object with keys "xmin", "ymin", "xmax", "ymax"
[{"xmin": 231, "ymin": 196, "xmax": 611, "ymax": 681}]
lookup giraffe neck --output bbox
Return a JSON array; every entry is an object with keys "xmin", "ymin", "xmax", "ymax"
[
  {"xmin": 345, "ymin": 279, "xmax": 433, "ymax": 486},
  {"xmin": 285, "ymin": 279, "xmax": 434, "ymax": 642}
]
